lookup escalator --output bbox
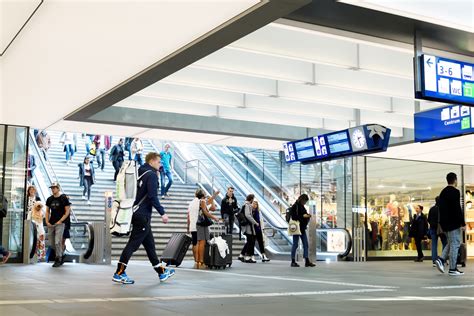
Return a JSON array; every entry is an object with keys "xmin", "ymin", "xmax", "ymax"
[{"xmin": 28, "ymin": 131, "xmax": 96, "ymax": 263}]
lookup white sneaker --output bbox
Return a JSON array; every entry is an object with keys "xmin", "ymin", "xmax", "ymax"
[
  {"xmin": 87, "ymin": 200, "xmax": 92, "ymax": 205},
  {"xmin": 238, "ymin": 255, "xmax": 245, "ymax": 262},
  {"xmin": 82, "ymin": 195, "xmax": 86, "ymax": 200},
  {"xmin": 435, "ymin": 258, "xmax": 445, "ymax": 274},
  {"xmin": 262, "ymin": 254, "xmax": 270, "ymax": 262},
  {"xmin": 448, "ymin": 269, "xmax": 464, "ymax": 276}
]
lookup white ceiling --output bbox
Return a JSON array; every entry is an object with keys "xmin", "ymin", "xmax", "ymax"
[
  {"xmin": 0, "ymin": 0, "xmax": 41, "ymax": 54},
  {"xmin": 0, "ymin": 0, "xmax": 260, "ymax": 127},
  {"xmin": 339, "ymin": 0, "xmax": 474, "ymax": 32},
  {"xmin": 371, "ymin": 134, "xmax": 474, "ymax": 165},
  {"xmin": 115, "ymin": 20, "xmax": 446, "ymax": 140}
]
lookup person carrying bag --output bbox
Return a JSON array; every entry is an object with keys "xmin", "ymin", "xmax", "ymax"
[{"xmin": 289, "ymin": 194, "xmax": 315, "ymax": 268}]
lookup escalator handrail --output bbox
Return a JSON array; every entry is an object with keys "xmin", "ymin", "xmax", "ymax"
[
  {"xmin": 29, "ymin": 221, "xmax": 38, "ymax": 259},
  {"xmin": 225, "ymin": 147, "xmax": 290, "ymax": 210},
  {"xmin": 69, "ymin": 221, "xmax": 94, "ymax": 259},
  {"xmin": 199, "ymin": 145, "xmax": 288, "ymax": 230},
  {"xmin": 315, "ymin": 228, "xmax": 352, "ymax": 258},
  {"xmin": 231, "ymin": 148, "xmax": 294, "ymax": 201},
  {"xmin": 28, "ymin": 131, "xmax": 78, "ymax": 223}
]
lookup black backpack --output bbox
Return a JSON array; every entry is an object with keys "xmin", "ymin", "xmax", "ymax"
[{"xmin": 235, "ymin": 204, "xmax": 249, "ymax": 226}]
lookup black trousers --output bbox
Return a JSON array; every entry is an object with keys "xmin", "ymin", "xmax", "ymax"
[
  {"xmin": 113, "ymin": 160, "xmax": 123, "ymax": 181},
  {"xmin": 119, "ymin": 213, "xmax": 160, "ymax": 266},
  {"xmin": 255, "ymin": 230, "xmax": 265, "ymax": 254},
  {"xmin": 222, "ymin": 213, "xmax": 234, "ymax": 235},
  {"xmin": 241, "ymin": 234, "xmax": 256, "ymax": 256},
  {"xmin": 414, "ymin": 237, "xmax": 424, "ymax": 259}
]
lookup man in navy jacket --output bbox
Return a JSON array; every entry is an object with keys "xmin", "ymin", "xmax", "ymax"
[{"xmin": 113, "ymin": 152, "xmax": 174, "ymax": 284}]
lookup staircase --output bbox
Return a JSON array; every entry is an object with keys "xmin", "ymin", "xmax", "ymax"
[{"xmin": 41, "ymin": 131, "xmax": 245, "ymax": 261}]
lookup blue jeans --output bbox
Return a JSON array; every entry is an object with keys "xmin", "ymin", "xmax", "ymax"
[
  {"xmin": 134, "ymin": 153, "xmax": 143, "ymax": 166},
  {"xmin": 440, "ymin": 228, "xmax": 462, "ymax": 271},
  {"xmin": 85, "ymin": 143, "xmax": 90, "ymax": 155},
  {"xmin": 291, "ymin": 231, "xmax": 308, "ymax": 260},
  {"xmin": 160, "ymin": 169, "xmax": 173, "ymax": 195},
  {"xmin": 96, "ymin": 149, "xmax": 106, "ymax": 170},
  {"xmin": 65, "ymin": 144, "xmax": 74, "ymax": 161},
  {"xmin": 430, "ymin": 229, "xmax": 447, "ymax": 262}
]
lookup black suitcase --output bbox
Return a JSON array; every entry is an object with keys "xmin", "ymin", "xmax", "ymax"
[
  {"xmin": 204, "ymin": 232, "xmax": 233, "ymax": 269},
  {"xmin": 161, "ymin": 233, "xmax": 192, "ymax": 267},
  {"xmin": 457, "ymin": 243, "xmax": 467, "ymax": 267}
]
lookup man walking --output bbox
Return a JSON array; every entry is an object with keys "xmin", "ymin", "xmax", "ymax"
[
  {"xmin": 113, "ymin": 152, "xmax": 174, "ymax": 284},
  {"xmin": 45, "ymin": 183, "xmax": 71, "ymax": 268},
  {"xmin": 93, "ymin": 135, "xmax": 111, "ymax": 171},
  {"xmin": 221, "ymin": 186, "xmax": 238, "ymax": 234},
  {"xmin": 109, "ymin": 138, "xmax": 125, "ymax": 181},
  {"xmin": 435, "ymin": 172, "xmax": 466, "ymax": 276},
  {"xmin": 160, "ymin": 144, "xmax": 173, "ymax": 198}
]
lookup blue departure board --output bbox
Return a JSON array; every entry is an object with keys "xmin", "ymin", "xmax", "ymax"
[
  {"xmin": 414, "ymin": 104, "xmax": 474, "ymax": 142},
  {"xmin": 284, "ymin": 124, "xmax": 391, "ymax": 164},
  {"xmin": 418, "ymin": 54, "xmax": 474, "ymax": 106}
]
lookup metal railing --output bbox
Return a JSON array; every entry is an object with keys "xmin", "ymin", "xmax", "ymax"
[{"xmin": 28, "ymin": 131, "xmax": 78, "ymax": 222}]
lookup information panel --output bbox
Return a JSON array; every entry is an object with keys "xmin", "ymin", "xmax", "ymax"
[
  {"xmin": 414, "ymin": 104, "xmax": 474, "ymax": 142},
  {"xmin": 418, "ymin": 54, "xmax": 474, "ymax": 106},
  {"xmin": 284, "ymin": 124, "xmax": 391, "ymax": 164}
]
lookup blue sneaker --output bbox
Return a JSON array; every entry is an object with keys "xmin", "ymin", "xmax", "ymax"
[
  {"xmin": 113, "ymin": 272, "xmax": 135, "ymax": 284},
  {"xmin": 159, "ymin": 268, "xmax": 175, "ymax": 282}
]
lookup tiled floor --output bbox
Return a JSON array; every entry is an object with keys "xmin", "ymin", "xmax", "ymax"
[{"xmin": 0, "ymin": 259, "xmax": 473, "ymax": 315}]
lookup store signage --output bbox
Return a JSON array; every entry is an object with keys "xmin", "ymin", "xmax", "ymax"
[
  {"xmin": 414, "ymin": 104, "xmax": 474, "ymax": 142},
  {"xmin": 417, "ymin": 54, "xmax": 474, "ymax": 106},
  {"xmin": 283, "ymin": 124, "xmax": 391, "ymax": 164}
]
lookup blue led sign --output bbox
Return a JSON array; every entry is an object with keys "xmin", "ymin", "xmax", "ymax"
[
  {"xmin": 417, "ymin": 54, "xmax": 474, "ymax": 106},
  {"xmin": 414, "ymin": 104, "xmax": 474, "ymax": 142}
]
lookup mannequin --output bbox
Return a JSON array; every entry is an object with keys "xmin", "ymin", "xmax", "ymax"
[{"xmin": 386, "ymin": 195, "xmax": 400, "ymax": 250}]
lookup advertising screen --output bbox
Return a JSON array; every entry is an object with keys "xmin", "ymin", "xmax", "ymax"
[{"xmin": 419, "ymin": 54, "xmax": 474, "ymax": 106}]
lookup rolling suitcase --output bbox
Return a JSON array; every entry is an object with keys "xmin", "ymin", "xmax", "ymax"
[
  {"xmin": 457, "ymin": 243, "xmax": 467, "ymax": 268},
  {"xmin": 161, "ymin": 233, "xmax": 192, "ymax": 267},
  {"xmin": 204, "ymin": 225, "xmax": 233, "ymax": 269}
]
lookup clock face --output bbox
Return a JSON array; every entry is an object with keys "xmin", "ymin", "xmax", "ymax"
[{"xmin": 352, "ymin": 129, "xmax": 366, "ymax": 149}]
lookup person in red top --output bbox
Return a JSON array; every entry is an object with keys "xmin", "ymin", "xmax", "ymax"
[{"xmin": 93, "ymin": 135, "xmax": 111, "ymax": 171}]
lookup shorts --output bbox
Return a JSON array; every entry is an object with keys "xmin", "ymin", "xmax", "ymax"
[
  {"xmin": 191, "ymin": 232, "xmax": 198, "ymax": 246},
  {"xmin": 197, "ymin": 225, "xmax": 210, "ymax": 241}
]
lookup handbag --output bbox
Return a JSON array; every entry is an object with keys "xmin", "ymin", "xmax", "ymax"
[
  {"xmin": 288, "ymin": 219, "xmax": 301, "ymax": 236},
  {"xmin": 196, "ymin": 208, "xmax": 213, "ymax": 227}
]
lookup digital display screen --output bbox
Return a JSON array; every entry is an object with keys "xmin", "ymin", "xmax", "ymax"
[
  {"xmin": 420, "ymin": 54, "xmax": 474, "ymax": 106},
  {"xmin": 283, "ymin": 124, "xmax": 390, "ymax": 164},
  {"xmin": 326, "ymin": 131, "xmax": 352, "ymax": 154},
  {"xmin": 414, "ymin": 105, "xmax": 474, "ymax": 142},
  {"xmin": 294, "ymin": 138, "xmax": 316, "ymax": 161}
]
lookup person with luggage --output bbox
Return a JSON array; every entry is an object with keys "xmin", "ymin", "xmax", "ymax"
[
  {"xmin": 78, "ymin": 156, "xmax": 95, "ymax": 206},
  {"xmin": 237, "ymin": 194, "xmax": 259, "ymax": 263},
  {"xmin": 113, "ymin": 152, "xmax": 175, "ymax": 284},
  {"xmin": 188, "ymin": 188, "xmax": 218, "ymax": 269},
  {"xmin": 109, "ymin": 138, "xmax": 126, "ymax": 181},
  {"xmin": 195, "ymin": 190, "xmax": 221, "ymax": 269},
  {"xmin": 428, "ymin": 196, "xmax": 448, "ymax": 266},
  {"xmin": 252, "ymin": 200, "xmax": 270, "ymax": 262},
  {"xmin": 45, "ymin": 183, "xmax": 71, "ymax": 268},
  {"xmin": 409, "ymin": 205, "xmax": 428, "ymax": 262},
  {"xmin": 221, "ymin": 186, "xmax": 238, "ymax": 235},
  {"xmin": 289, "ymin": 194, "xmax": 316, "ymax": 268},
  {"xmin": 435, "ymin": 172, "xmax": 466, "ymax": 276}
]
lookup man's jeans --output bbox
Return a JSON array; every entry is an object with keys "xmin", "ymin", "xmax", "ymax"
[
  {"xmin": 97, "ymin": 149, "xmax": 106, "ymax": 170},
  {"xmin": 440, "ymin": 228, "xmax": 462, "ymax": 271},
  {"xmin": 48, "ymin": 223, "xmax": 65, "ymax": 260},
  {"xmin": 160, "ymin": 169, "xmax": 173, "ymax": 196},
  {"xmin": 430, "ymin": 228, "xmax": 447, "ymax": 262}
]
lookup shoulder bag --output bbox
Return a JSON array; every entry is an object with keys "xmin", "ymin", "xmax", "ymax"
[{"xmin": 196, "ymin": 206, "xmax": 213, "ymax": 227}]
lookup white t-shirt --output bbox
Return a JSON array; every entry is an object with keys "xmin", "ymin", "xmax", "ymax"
[{"xmin": 188, "ymin": 197, "xmax": 202, "ymax": 232}]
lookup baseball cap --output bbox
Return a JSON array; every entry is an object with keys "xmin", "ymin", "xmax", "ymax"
[{"xmin": 49, "ymin": 182, "xmax": 60, "ymax": 189}]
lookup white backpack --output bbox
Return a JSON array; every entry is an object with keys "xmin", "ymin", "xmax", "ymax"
[{"xmin": 110, "ymin": 161, "xmax": 150, "ymax": 236}]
